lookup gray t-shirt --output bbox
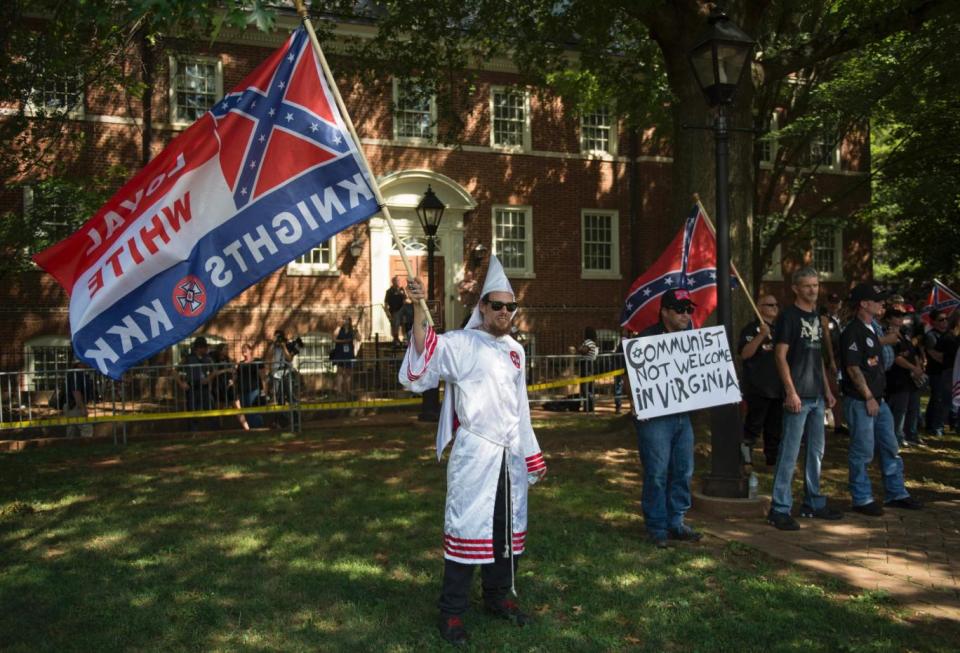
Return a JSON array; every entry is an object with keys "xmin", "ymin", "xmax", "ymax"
[{"xmin": 774, "ymin": 304, "xmax": 824, "ymax": 399}]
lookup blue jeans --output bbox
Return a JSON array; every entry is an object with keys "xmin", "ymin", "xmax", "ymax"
[
  {"xmin": 887, "ymin": 389, "xmax": 920, "ymax": 443},
  {"xmin": 845, "ymin": 399, "xmax": 909, "ymax": 506},
  {"xmin": 771, "ymin": 397, "xmax": 826, "ymax": 514},
  {"xmin": 241, "ymin": 389, "xmax": 264, "ymax": 428},
  {"xmin": 636, "ymin": 414, "xmax": 694, "ymax": 539}
]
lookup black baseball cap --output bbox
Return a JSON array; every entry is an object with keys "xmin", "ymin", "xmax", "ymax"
[
  {"xmin": 849, "ymin": 283, "xmax": 890, "ymax": 304},
  {"xmin": 661, "ymin": 288, "xmax": 697, "ymax": 311}
]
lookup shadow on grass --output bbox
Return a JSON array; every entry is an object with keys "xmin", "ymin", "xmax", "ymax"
[{"xmin": 1, "ymin": 416, "xmax": 958, "ymax": 652}]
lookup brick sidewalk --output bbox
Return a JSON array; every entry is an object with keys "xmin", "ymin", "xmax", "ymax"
[{"xmin": 694, "ymin": 498, "xmax": 960, "ymax": 621}]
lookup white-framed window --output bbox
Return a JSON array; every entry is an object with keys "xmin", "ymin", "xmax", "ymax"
[
  {"xmin": 24, "ymin": 335, "xmax": 73, "ymax": 391},
  {"xmin": 492, "ymin": 205, "xmax": 534, "ymax": 277},
  {"xmin": 490, "ymin": 86, "xmax": 530, "ymax": 151},
  {"xmin": 26, "ymin": 70, "xmax": 84, "ymax": 117},
  {"xmin": 294, "ymin": 333, "xmax": 335, "ymax": 375},
  {"xmin": 169, "ymin": 55, "xmax": 223, "ymax": 125},
  {"xmin": 581, "ymin": 210, "xmax": 620, "ymax": 279},
  {"xmin": 759, "ymin": 112, "xmax": 779, "ymax": 165},
  {"xmin": 809, "ymin": 131, "xmax": 838, "ymax": 169},
  {"xmin": 286, "ymin": 239, "xmax": 338, "ymax": 276},
  {"xmin": 595, "ymin": 329, "xmax": 619, "ymax": 354},
  {"xmin": 812, "ymin": 220, "xmax": 843, "ymax": 280},
  {"xmin": 21, "ymin": 185, "xmax": 75, "ymax": 244},
  {"xmin": 580, "ymin": 106, "xmax": 616, "ymax": 155},
  {"xmin": 393, "ymin": 78, "xmax": 436, "ymax": 142}
]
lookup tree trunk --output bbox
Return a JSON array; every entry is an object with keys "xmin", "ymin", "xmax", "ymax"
[
  {"xmin": 650, "ymin": 1, "xmax": 760, "ymax": 335},
  {"xmin": 139, "ymin": 30, "xmax": 154, "ymax": 167}
]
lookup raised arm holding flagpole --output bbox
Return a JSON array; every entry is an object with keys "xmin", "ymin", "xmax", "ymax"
[{"xmin": 294, "ymin": 0, "xmax": 432, "ymax": 328}]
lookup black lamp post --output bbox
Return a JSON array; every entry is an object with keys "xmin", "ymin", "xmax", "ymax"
[
  {"xmin": 689, "ymin": 7, "xmax": 755, "ymax": 498},
  {"xmin": 416, "ymin": 185, "xmax": 445, "ymax": 421}
]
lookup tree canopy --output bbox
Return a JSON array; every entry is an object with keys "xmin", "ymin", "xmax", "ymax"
[
  {"xmin": 3, "ymin": 0, "xmax": 958, "ymax": 288},
  {"xmin": 864, "ymin": 19, "xmax": 960, "ymax": 287},
  {"xmin": 336, "ymin": 0, "xmax": 957, "ymax": 292}
]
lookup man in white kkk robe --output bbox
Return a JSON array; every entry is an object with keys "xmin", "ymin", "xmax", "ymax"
[{"xmin": 400, "ymin": 255, "xmax": 546, "ymax": 646}]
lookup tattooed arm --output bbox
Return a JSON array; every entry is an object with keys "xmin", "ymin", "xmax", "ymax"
[{"xmin": 845, "ymin": 365, "xmax": 879, "ymax": 416}]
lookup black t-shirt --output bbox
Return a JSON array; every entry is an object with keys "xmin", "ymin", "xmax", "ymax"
[
  {"xmin": 924, "ymin": 329, "xmax": 944, "ymax": 375},
  {"xmin": 182, "ymin": 352, "xmax": 213, "ymax": 389},
  {"xmin": 236, "ymin": 360, "xmax": 263, "ymax": 396},
  {"xmin": 738, "ymin": 319, "xmax": 782, "ymax": 398},
  {"xmin": 937, "ymin": 332, "xmax": 959, "ymax": 372},
  {"xmin": 774, "ymin": 305, "xmax": 824, "ymax": 398},
  {"xmin": 385, "ymin": 286, "xmax": 406, "ymax": 313},
  {"xmin": 840, "ymin": 318, "xmax": 885, "ymax": 400},
  {"xmin": 886, "ymin": 331, "xmax": 919, "ymax": 395}
]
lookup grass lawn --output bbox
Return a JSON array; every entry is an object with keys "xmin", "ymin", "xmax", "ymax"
[{"xmin": 1, "ymin": 413, "xmax": 958, "ymax": 652}]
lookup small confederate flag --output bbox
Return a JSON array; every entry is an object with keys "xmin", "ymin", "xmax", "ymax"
[
  {"xmin": 620, "ymin": 204, "xmax": 736, "ymax": 332},
  {"xmin": 921, "ymin": 280, "xmax": 960, "ymax": 326}
]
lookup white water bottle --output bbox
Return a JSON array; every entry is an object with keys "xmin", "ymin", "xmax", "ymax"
[{"xmin": 748, "ymin": 472, "xmax": 759, "ymax": 499}]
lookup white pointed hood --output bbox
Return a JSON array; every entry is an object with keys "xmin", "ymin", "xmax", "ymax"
[{"xmin": 464, "ymin": 255, "xmax": 515, "ymax": 329}]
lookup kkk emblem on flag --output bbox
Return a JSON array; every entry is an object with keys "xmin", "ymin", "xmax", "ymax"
[{"xmin": 33, "ymin": 27, "xmax": 381, "ymax": 379}]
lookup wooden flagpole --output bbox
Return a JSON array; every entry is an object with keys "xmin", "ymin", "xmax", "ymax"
[
  {"xmin": 294, "ymin": 0, "xmax": 433, "ymax": 327},
  {"xmin": 692, "ymin": 194, "xmax": 763, "ymax": 323}
]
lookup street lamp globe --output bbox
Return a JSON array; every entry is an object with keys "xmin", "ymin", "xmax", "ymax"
[
  {"xmin": 688, "ymin": 8, "xmax": 755, "ymax": 108},
  {"xmin": 415, "ymin": 185, "xmax": 446, "ymax": 237}
]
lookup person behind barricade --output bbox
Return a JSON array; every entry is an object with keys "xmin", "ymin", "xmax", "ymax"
[
  {"xmin": 841, "ymin": 283, "xmax": 923, "ymax": 515},
  {"xmin": 211, "ymin": 344, "xmax": 249, "ymax": 431},
  {"xmin": 821, "ymin": 292, "xmax": 846, "ymax": 434},
  {"xmin": 270, "ymin": 330, "xmax": 300, "ymax": 429},
  {"xmin": 64, "ymin": 359, "xmax": 95, "ymax": 438},
  {"xmin": 577, "ymin": 327, "xmax": 599, "ymax": 412},
  {"xmin": 884, "ymin": 309, "xmax": 925, "ymax": 447},
  {"xmin": 923, "ymin": 309, "xmax": 949, "ymax": 436},
  {"xmin": 767, "ymin": 267, "xmax": 841, "ymax": 531},
  {"xmin": 384, "ymin": 275, "xmax": 408, "ymax": 347},
  {"xmin": 399, "ymin": 255, "xmax": 546, "ymax": 647},
  {"xmin": 399, "ymin": 297, "xmax": 414, "ymax": 341},
  {"xmin": 331, "ymin": 316, "xmax": 356, "ymax": 398},
  {"xmin": 178, "ymin": 336, "xmax": 228, "ymax": 431},
  {"xmin": 632, "ymin": 288, "xmax": 703, "ymax": 548},
  {"xmin": 738, "ymin": 293, "xmax": 783, "ymax": 467},
  {"xmin": 236, "ymin": 342, "xmax": 265, "ymax": 428},
  {"xmin": 270, "ymin": 330, "xmax": 295, "ymax": 406}
]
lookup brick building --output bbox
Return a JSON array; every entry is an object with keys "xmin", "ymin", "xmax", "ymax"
[{"xmin": 0, "ymin": 14, "xmax": 871, "ymax": 383}]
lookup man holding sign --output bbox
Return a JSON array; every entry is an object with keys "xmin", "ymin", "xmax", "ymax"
[
  {"xmin": 630, "ymin": 289, "xmax": 704, "ymax": 548},
  {"xmin": 768, "ymin": 267, "xmax": 842, "ymax": 531}
]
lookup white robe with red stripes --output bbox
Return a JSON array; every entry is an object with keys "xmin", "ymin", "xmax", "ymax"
[{"xmin": 400, "ymin": 326, "xmax": 546, "ymax": 564}]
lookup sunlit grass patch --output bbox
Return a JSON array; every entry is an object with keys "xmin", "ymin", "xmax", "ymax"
[{"xmin": 0, "ymin": 416, "xmax": 958, "ymax": 652}]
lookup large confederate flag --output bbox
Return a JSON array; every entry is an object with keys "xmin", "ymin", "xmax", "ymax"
[{"xmin": 34, "ymin": 27, "xmax": 380, "ymax": 379}]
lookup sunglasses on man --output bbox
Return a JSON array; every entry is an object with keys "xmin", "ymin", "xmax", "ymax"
[
  {"xmin": 486, "ymin": 300, "xmax": 519, "ymax": 312},
  {"xmin": 669, "ymin": 305, "xmax": 695, "ymax": 315}
]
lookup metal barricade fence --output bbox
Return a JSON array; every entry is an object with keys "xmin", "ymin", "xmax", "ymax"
[{"xmin": 0, "ymin": 352, "xmax": 626, "ymax": 439}]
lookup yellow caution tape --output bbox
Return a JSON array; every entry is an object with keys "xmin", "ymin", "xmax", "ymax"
[{"xmin": 0, "ymin": 369, "xmax": 626, "ymax": 431}]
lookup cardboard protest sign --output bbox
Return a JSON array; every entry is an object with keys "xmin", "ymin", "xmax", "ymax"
[{"xmin": 623, "ymin": 326, "xmax": 741, "ymax": 419}]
